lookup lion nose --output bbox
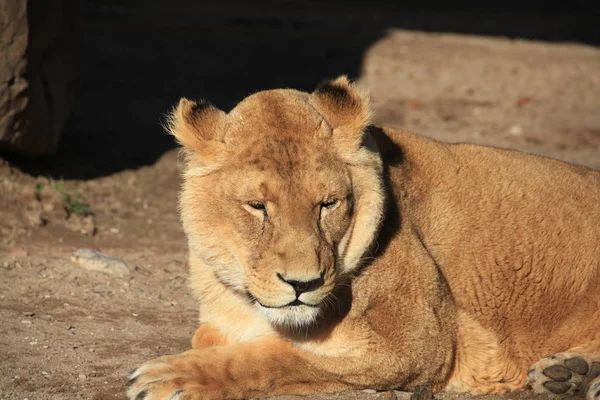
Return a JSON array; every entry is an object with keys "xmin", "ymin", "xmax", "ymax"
[{"xmin": 277, "ymin": 273, "xmax": 324, "ymax": 296}]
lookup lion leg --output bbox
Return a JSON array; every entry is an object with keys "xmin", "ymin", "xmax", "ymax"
[
  {"xmin": 445, "ymin": 311, "xmax": 527, "ymax": 394},
  {"xmin": 527, "ymin": 342, "xmax": 600, "ymax": 399},
  {"xmin": 126, "ymin": 337, "xmax": 391, "ymax": 400},
  {"xmin": 191, "ymin": 323, "xmax": 228, "ymax": 349}
]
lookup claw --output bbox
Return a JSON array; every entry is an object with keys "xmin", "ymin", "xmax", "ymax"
[
  {"xmin": 169, "ymin": 390, "xmax": 186, "ymax": 400},
  {"xmin": 135, "ymin": 390, "xmax": 147, "ymax": 400},
  {"xmin": 125, "ymin": 375, "xmax": 138, "ymax": 388}
]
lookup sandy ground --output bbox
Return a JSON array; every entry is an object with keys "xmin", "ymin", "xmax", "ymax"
[{"xmin": 1, "ymin": 5, "xmax": 599, "ymax": 400}]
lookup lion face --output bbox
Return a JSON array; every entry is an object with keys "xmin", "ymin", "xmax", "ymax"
[{"xmin": 170, "ymin": 77, "xmax": 385, "ymax": 328}]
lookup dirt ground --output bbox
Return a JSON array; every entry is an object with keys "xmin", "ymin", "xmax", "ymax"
[{"xmin": 1, "ymin": 5, "xmax": 599, "ymax": 400}]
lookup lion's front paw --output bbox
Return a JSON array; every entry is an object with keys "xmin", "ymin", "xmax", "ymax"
[
  {"xmin": 125, "ymin": 350, "xmax": 223, "ymax": 400},
  {"xmin": 527, "ymin": 352, "xmax": 600, "ymax": 398}
]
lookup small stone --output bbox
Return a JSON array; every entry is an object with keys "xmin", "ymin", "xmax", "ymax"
[
  {"xmin": 78, "ymin": 373, "xmax": 86, "ymax": 379},
  {"xmin": 21, "ymin": 319, "xmax": 32, "ymax": 324},
  {"xmin": 70, "ymin": 248, "xmax": 130, "ymax": 278},
  {"xmin": 411, "ymin": 384, "xmax": 432, "ymax": 400},
  {"xmin": 385, "ymin": 391, "xmax": 398, "ymax": 400},
  {"xmin": 132, "ymin": 313, "xmax": 139, "ymax": 317},
  {"xmin": 40, "ymin": 371, "xmax": 49, "ymax": 376},
  {"xmin": 22, "ymin": 207, "xmax": 44, "ymax": 227},
  {"xmin": 22, "ymin": 311, "xmax": 34, "ymax": 316},
  {"xmin": 516, "ymin": 97, "xmax": 534, "ymax": 107},
  {"xmin": 8, "ymin": 246, "xmax": 28, "ymax": 257},
  {"xmin": 109, "ymin": 227, "xmax": 119, "ymax": 233},
  {"xmin": 65, "ymin": 215, "xmax": 96, "ymax": 236},
  {"xmin": 362, "ymin": 389, "xmax": 377, "ymax": 394},
  {"xmin": 509, "ymin": 125, "xmax": 524, "ymax": 136}
]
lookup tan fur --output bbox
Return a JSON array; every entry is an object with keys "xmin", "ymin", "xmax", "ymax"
[{"xmin": 127, "ymin": 77, "xmax": 600, "ymax": 400}]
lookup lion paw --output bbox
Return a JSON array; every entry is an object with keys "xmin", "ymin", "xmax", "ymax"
[
  {"xmin": 125, "ymin": 351, "xmax": 221, "ymax": 400},
  {"xmin": 126, "ymin": 362, "xmax": 189, "ymax": 400},
  {"xmin": 527, "ymin": 352, "xmax": 600, "ymax": 398}
]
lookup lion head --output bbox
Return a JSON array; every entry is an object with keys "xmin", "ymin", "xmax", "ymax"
[{"xmin": 168, "ymin": 76, "xmax": 385, "ymax": 328}]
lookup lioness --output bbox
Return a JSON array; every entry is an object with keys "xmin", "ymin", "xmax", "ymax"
[{"xmin": 126, "ymin": 77, "xmax": 600, "ymax": 400}]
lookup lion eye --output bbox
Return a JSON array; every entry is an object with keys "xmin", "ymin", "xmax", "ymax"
[
  {"xmin": 245, "ymin": 201, "xmax": 268, "ymax": 221},
  {"xmin": 321, "ymin": 199, "xmax": 339, "ymax": 210},
  {"xmin": 248, "ymin": 201, "xmax": 266, "ymax": 211}
]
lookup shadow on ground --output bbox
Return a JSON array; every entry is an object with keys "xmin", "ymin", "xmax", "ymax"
[{"xmin": 4, "ymin": 0, "xmax": 599, "ymax": 179}]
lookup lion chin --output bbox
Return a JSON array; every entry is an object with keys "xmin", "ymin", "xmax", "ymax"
[{"xmin": 255, "ymin": 303, "xmax": 322, "ymax": 329}]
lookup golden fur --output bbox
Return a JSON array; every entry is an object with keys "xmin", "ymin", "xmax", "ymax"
[{"xmin": 127, "ymin": 77, "xmax": 600, "ymax": 400}]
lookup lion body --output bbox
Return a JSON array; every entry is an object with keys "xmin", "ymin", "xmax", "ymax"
[{"xmin": 127, "ymin": 78, "xmax": 600, "ymax": 400}]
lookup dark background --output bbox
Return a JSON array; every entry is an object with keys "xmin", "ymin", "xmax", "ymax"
[{"xmin": 13, "ymin": 0, "xmax": 600, "ymax": 178}]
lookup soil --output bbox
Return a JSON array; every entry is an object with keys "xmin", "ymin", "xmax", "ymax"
[{"xmin": 1, "ymin": 2, "xmax": 599, "ymax": 400}]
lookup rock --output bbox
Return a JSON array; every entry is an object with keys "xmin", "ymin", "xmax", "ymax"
[
  {"xmin": 0, "ymin": 0, "xmax": 79, "ymax": 156},
  {"xmin": 392, "ymin": 392, "xmax": 412, "ymax": 400},
  {"xmin": 411, "ymin": 385, "xmax": 432, "ymax": 400},
  {"xmin": 509, "ymin": 124, "xmax": 524, "ymax": 136},
  {"xmin": 70, "ymin": 248, "xmax": 130, "ymax": 278},
  {"xmin": 21, "ymin": 206, "xmax": 44, "ymax": 227},
  {"xmin": 8, "ymin": 246, "xmax": 28, "ymax": 257},
  {"xmin": 65, "ymin": 214, "xmax": 96, "ymax": 236},
  {"xmin": 385, "ymin": 391, "xmax": 398, "ymax": 400}
]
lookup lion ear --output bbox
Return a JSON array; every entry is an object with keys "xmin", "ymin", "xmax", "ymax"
[
  {"xmin": 166, "ymin": 98, "xmax": 227, "ymax": 175},
  {"xmin": 311, "ymin": 76, "xmax": 372, "ymax": 152}
]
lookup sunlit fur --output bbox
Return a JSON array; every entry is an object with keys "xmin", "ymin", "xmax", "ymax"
[{"xmin": 256, "ymin": 303, "xmax": 322, "ymax": 330}]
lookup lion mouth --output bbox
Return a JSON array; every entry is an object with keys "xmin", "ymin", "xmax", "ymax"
[{"xmin": 249, "ymin": 294, "xmax": 319, "ymax": 309}]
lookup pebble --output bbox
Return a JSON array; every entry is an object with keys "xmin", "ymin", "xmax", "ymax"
[
  {"xmin": 78, "ymin": 373, "xmax": 86, "ymax": 379},
  {"xmin": 70, "ymin": 248, "xmax": 130, "ymax": 278},
  {"xmin": 21, "ymin": 319, "xmax": 32, "ymax": 325},
  {"xmin": 509, "ymin": 125, "xmax": 524, "ymax": 136},
  {"xmin": 411, "ymin": 385, "xmax": 432, "ymax": 400},
  {"xmin": 362, "ymin": 389, "xmax": 377, "ymax": 394},
  {"xmin": 7, "ymin": 246, "xmax": 28, "ymax": 258}
]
